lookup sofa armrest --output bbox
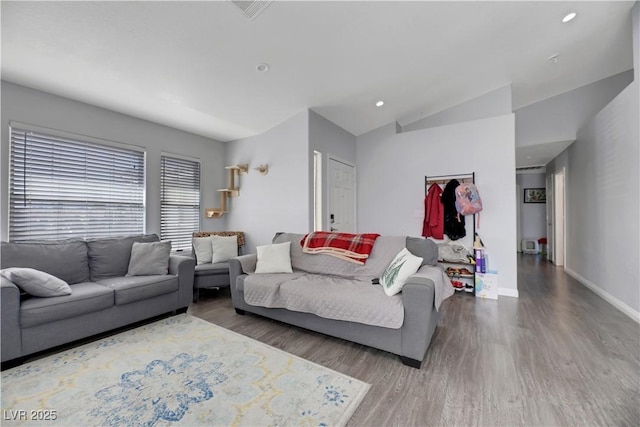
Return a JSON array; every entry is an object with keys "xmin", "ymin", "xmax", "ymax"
[
  {"xmin": 1, "ymin": 276, "xmax": 22, "ymax": 362},
  {"xmin": 229, "ymin": 254, "xmax": 257, "ymax": 277},
  {"xmin": 169, "ymin": 255, "xmax": 196, "ymax": 309},
  {"xmin": 400, "ymin": 276, "xmax": 437, "ymax": 362},
  {"xmin": 228, "ymin": 255, "xmax": 256, "ymax": 310}
]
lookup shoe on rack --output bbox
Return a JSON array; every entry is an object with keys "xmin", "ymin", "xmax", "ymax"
[
  {"xmin": 464, "ymin": 284, "xmax": 474, "ymax": 293},
  {"xmin": 451, "ymin": 280, "xmax": 464, "ymax": 291},
  {"xmin": 446, "ymin": 267, "xmax": 459, "ymax": 276},
  {"xmin": 459, "ymin": 268, "xmax": 473, "ymax": 276}
]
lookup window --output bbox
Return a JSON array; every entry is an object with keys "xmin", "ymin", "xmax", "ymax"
[
  {"xmin": 160, "ymin": 155, "xmax": 201, "ymax": 252},
  {"xmin": 9, "ymin": 124, "xmax": 145, "ymax": 242}
]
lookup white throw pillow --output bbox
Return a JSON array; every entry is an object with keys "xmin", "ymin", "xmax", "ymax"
[
  {"xmin": 193, "ymin": 236, "xmax": 213, "ymax": 265},
  {"xmin": 380, "ymin": 248, "xmax": 423, "ymax": 296},
  {"xmin": 211, "ymin": 235, "xmax": 238, "ymax": 263},
  {"xmin": 1, "ymin": 267, "xmax": 72, "ymax": 297},
  {"xmin": 255, "ymin": 241, "xmax": 293, "ymax": 274}
]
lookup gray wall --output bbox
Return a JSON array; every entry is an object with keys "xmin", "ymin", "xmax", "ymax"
[
  {"xmin": 357, "ymin": 114, "xmax": 519, "ymax": 297},
  {"xmin": 308, "ymin": 110, "xmax": 357, "ymax": 231},
  {"xmin": 546, "ymin": 2, "xmax": 639, "ymax": 319},
  {"xmin": 225, "ymin": 110, "xmax": 310, "ymax": 253},
  {"xmin": 0, "ymin": 81, "xmax": 227, "ymax": 241},
  {"xmin": 401, "ymin": 85, "xmax": 513, "ymax": 132},
  {"xmin": 516, "ymin": 173, "xmax": 546, "ymax": 241},
  {"xmin": 515, "ymin": 70, "xmax": 634, "ymax": 148}
]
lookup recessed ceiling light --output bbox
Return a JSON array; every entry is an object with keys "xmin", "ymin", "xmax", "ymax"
[
  {"xmin": 562, "ymin": 12, "xmax": 577, "ymax": 23},
  {"xmin": 375, "ymin": 101, "xmax": 384, "ymax": 107},
  {"xmin": 256, "ymin": 63, "xmax": 270, "ymax": 72}
]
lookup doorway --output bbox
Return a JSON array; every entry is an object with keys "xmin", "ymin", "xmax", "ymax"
[{"xmin": 327, "ymin": 156, "xmax": 356, "ymax": 233}]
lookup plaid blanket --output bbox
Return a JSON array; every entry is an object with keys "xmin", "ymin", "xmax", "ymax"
[{"xmin": 300, "ymin": 232, "xmax": 380, "ymax": 265}]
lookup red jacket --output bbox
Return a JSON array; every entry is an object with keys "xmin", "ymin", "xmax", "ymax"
[{"xmin": 422, "ymin": 184, "xmax": 444, "ymax": 239}]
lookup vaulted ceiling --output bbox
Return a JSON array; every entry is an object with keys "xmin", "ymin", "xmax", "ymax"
[{"xmin": 1, "ymin": 1, "xmax": 635, "ymax": 143}]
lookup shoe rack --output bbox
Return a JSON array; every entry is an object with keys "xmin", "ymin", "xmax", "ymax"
[{"xmin": 205, "ymin": 164, "xmax": 248, "ymax": 218}]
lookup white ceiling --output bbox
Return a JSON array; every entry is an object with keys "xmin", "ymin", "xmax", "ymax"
[
  {"xmin": 516, "ymin": 140, "xmax": 575, "ymax": 168},
  {"xmin": 1, "ymin": 1, "xmax": 635, "ymax": 144}
]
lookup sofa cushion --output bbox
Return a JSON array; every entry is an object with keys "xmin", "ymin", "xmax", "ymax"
[
  {"xmin": 87, "ymin": 234, "xmax": 159, "ymax": 280},
  {"xmin": 97, "ymin": 275, "xmax": 178, "ymax": 305},
  {"xmin": 380, "ymin": 248, "xmax": 423, "ymax": 296},
  {"xmin": 20, "ymin": 282, "xmax": 114, "ymax": 328},
  {"xmin": 274, "ymin": 233, "xmax": 405, "ymax": 280},
  {"xmin": 406, "ymin": 237, "xmax": 439, "ymax": 266},
  {"xmin": 194, "ymin": 262, "xmax": 229, "ymax": 276},
  {"xmin": 211, "ymin": 235, "xmax": 238, "ymax": 263},
  {"xmin": 255, "ymin": 242, "xmax": 292, "ymax": 274},
  {"xmin": 1, "ymin": 268, "xmax": 72, "ymax": 297},
  {"xmin": 126, "ymin": 241, "xmax": 171, "ymax": 276},
  {"xmin": 1, "ymin": 240, "xmax": 90, "ymax": 285},
  {"xmin": 193, "ymin": 236, "xmax": 214, "ymax": 265}
]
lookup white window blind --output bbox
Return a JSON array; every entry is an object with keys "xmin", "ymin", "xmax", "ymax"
[
  {"xmin": 9, "ymin": 125, "xmax": 145, "ymax": 242},
  {"xmin": 160, "ymin": 155, "xmax": 200, "ymax": 252}
]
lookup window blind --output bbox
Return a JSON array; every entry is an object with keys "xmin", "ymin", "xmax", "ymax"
[
  {"xmin": 160, "ymin": 155, "xmax": 201, "ymax": 252},
  {"xmin": 9, "ymin": 126, "xmax": 145, "ymax": 242}
]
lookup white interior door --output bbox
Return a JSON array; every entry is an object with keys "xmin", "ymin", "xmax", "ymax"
[
  {"xmin": 546, "ymin": 174, "xmax": 554, "ymax": 262},
  {"xmin": 327, "ymin": 157, "xmax": 356, "ymax": 233},
  {"xmin": 554, "ymin": 169, "xmax": 565, "ymax": 266}
]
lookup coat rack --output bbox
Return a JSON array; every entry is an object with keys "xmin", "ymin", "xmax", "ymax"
[
  {"xmin": 424, "ymin": 172, "xmax": 476, "ymax": 236},
  {"xmin": 425, "ymin": 172, "xmax": 477, "ymax": 295}
]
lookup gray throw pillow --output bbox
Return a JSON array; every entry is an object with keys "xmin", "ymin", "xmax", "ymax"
[
  {"xmin": 126, "ymin": 241, "xmax": 172, "ymax": 276},
  {"xmin": 406, "ymin": 237, "xmax": 439, "ymax": 266},
  {"xmin": 0, "ymin": 267, "xmax": 72, "ymax": 297}
]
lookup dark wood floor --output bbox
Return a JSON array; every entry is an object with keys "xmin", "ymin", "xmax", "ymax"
[{"xmin": 189, "ymin": 254, "xmax": 640, "ymax": 426}]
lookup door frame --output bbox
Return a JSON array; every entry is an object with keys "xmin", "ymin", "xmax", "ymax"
[
  {"xmin": 554, "ymin": 168, "xmax": 566, "ymax": 267},
  {"xmin": 326, "ymin": 155, "xmax": 357, "ymax": 233},
  {"xmin": 313, "ymin": 150, "xmax": 323, "ymax": 231},
  {"xmin": 546, "ymin": 174, "xmax": 554, "ymax": 262},
  {"xmin": 516, "ymin": 183, "xmax": 521, "ymax": 252}
]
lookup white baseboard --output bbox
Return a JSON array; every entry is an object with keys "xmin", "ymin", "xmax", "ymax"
[
  {"xmin": 498, "ymin": 288, "xmax": 519, "ymax": 298},
  {"xmin": 565, "ymin": 267, "xmax": 640, "ymax": 324}
]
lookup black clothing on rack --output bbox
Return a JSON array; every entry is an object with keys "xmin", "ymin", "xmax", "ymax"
[{"xmin": 441, "ymin": 179, "xmax": 466, "ymax": 240}]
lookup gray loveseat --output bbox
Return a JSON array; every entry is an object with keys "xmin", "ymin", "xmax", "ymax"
[
  {"xmin": 229, "ymin": 232, "xmax": 453, "ymax": 368},
  {"xmin": 1, "ymin": 234, "xmax": 195, "ymax": 364}
]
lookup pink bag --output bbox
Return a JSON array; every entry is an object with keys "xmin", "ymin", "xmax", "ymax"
[{"xmin": 455, "ymin": 183, "xmax": 483, "ymax": 215}]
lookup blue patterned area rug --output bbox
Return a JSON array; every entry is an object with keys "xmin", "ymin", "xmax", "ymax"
[{"xmin": 1, "ymin": 314, "xmax": 370, "ymax": 426}]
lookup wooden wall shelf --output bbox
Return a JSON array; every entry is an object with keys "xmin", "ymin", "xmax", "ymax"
[{"xmin": 206, "ymin": 164, "xmax": 247, "ymax": 218}]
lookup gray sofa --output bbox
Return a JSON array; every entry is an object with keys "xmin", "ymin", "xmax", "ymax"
[
  {"xmin": 1, "ymin": 234, "xmax": 195, "ymax": 364},
  {"xmin": 229, "ymin": 233, "xmax": 453, "ymax": 368},
  {"xmin": 191, "ymin": 231, "xmax": 244, "ymax": 302}
]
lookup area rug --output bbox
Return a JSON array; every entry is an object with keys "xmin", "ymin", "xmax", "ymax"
[{"xmin": 1, "ymin": 314, "xmax": 370, "ymax": 426}]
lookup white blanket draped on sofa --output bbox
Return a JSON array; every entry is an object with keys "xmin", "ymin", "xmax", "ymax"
[{"xmin": 243, "ymin": 272, "xmax": 405, "ymax": 328}]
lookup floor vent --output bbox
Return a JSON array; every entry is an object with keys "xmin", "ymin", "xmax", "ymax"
[{"xmin": 230, "ymin": 0, "xmax": 273, "ymax": 20}]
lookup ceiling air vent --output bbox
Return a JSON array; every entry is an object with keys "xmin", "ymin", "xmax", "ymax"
[
  {"xmin": 230, "ymin": 0, "xmax": 273, "ymax": 20},
  {"xmin": 516, "ymin": 166, "xmax": 545, "ymax": 171},
  {"xmin": 516, "ymin": 165, "xmax": 546, "ymax": 174}
]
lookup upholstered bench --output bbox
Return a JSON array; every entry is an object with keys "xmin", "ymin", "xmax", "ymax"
[{"xmin": 192, "ymin": 231, "xmax": 244, "ymax": 302}]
